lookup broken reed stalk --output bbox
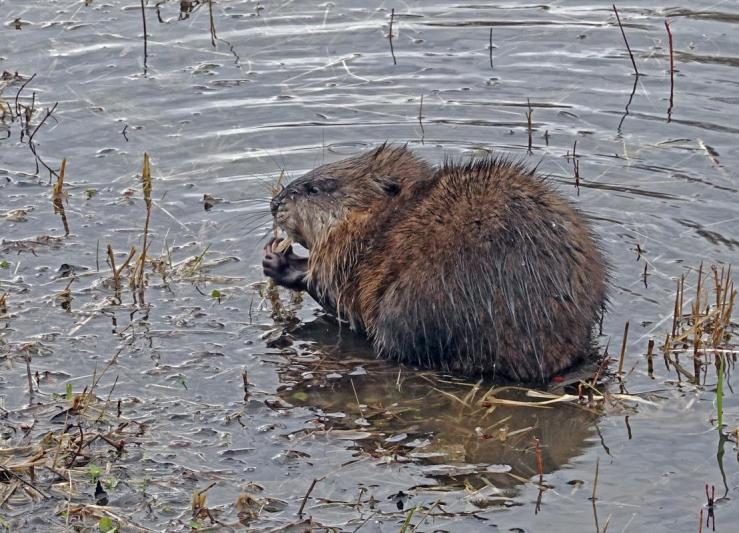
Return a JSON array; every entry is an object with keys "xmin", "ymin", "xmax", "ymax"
[
  {"xmin": 489, "ymin": 28, "xmax": 494, "ymax": 69},
  {"xmin": 572, "ymin": 140, "xmax": 580, "ymax": 194},
  {"xmin": 107, "ymin": 245, "xmax": 137, "ymax": 297},
  {"xmin": 612, "ymin": 4, "xmax": 639, "ymax": 76},
  {"xmin": 617, "ymin": 320, "xmax": 629, "ymax": 375},
  {"xmin": 388, "ymin": 8, "xmax": 397, "ymax": 65},
  {"xmin": 417, "ymin": 93, "xmax": 424, "ymax": 140},
  {"xmin": 526, "ymin": 98, "xmax": 533, "ymax": 154},
  {"xmin": 591, "ymin": 457, "xmax": 600, "ymax": 501},
  {"xmin": 664, "ymin": 19, "xmax": 674, "ymax": 120},
  {"xmin": 532, "ymin": 437, "xmax": 544, "ymax": 483},
  {"xmin": 716, "ymin": 354, "xmax": 724, "ymax": 428},
  {"xmin": 52, "ymin": 158, "xmax": 70, "ymax": 236},
  {"xmin": 134, "ymin": 153, "xmax": 153, "ymax": 292},
  {"xmin": 208, "ymin": 0, "xmax": 217, "ymax": 47},
  {"xmin": 298, "ymin": 477, "xmax": 322, "ymax": 518},
  {"xmin": 140, "ymin": 0, "xmax": 148, "ymax": 74},
  {"xmin": 646, "ymin": 338, "xmax": 654, "ymax": 377},
  {"xmin": 25, "ymin": 349, "xmax": 34, "ymax": 400},
  {"xmin": 241, "ymin": 369, "xmax": 249, "ymax": 401}
]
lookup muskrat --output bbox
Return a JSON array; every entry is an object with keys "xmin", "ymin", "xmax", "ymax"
[{"xmin": 262, "ymin": 145, "xmax": 606, "ymax": 382}]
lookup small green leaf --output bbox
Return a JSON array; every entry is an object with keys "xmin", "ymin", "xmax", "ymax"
[
  {"xmin": 65, "ymin": 383, "xmax": 73, "ymax": 401},
  {"xmin": 0, "ymin": 260, "xmax": 9, "ymax": 269},
  {"xmin": 85, "ymin": 188, "xmax": 98, "ymax": 199},
  {"xmin": 88, "ymin": 464, "xmax": 102, "ymax": 483},
  {"xmin": 211, "ymin": 289, "xmax": 222, "ymax": 299},
  {"xmin": 98, "ymin": 516, "xmax": 117, "ymax": 532}
]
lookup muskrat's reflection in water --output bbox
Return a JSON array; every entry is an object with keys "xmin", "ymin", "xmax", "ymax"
[{"xmin": 274, "ymin": 317, "xmax": 599, "ymax": 491}]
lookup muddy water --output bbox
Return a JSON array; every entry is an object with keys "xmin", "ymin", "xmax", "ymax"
[{"xmin": 1, "ymin": 1, "xmax": 738, "ymax": 531}]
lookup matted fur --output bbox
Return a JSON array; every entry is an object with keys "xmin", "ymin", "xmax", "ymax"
[{"xmin": 268, "ymin": 145, "xmax": 607, "ymax": 382}]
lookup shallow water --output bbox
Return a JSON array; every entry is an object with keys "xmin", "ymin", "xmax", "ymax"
[{"xmin": 1, "ymin": 0, "xmax": 738, "ymax": 531}]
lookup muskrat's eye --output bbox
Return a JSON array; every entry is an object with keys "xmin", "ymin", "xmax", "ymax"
[{"xmin": 309, "ymin": 185, "xmax": 321, "ymax": 194}]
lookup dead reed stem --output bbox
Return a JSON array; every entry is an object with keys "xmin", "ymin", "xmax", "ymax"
[
  {"xmin": 591, "ymin": 457, "xmax": 600, "ymax": 501},
  {"xmin": 298, "ymin": 477, "xmax": 323, "ymax": 518},
  {"xmin": 572, "ymin": 140, "xmax": 580, "ymax": 194},
  {"xmin": 617, "ymin": 321, "xmax": 629, "ymax": 375},
  {"xmin": 388, "ymin": 9, "xmax": 397, "ymax": 65},
  {"xmin": 526, "ymin": 98, "xmax": 533, "ymax": 154},
  {"xmin": 25, "ymin": 350, "xmax": 34, "ymax": 401},
  {"xmin": 612, "ymin": 4, "xmax": 640, "ymax": 76},
  {"xmin": 134, "ymin": 153, "xmax": 153, "ymax": 294},
  {"xmin": 208, "ymin": 0, "xmax": 217, "ymax": 47},
  {"xmin": 52, "ymin": 158, "xmax": 70, "ymax": 236},
  {"xmin": 488, "ymin": 28, "xmax": 494, "ymax": 69},
  {"xmin": 140, "ymin": 0, "xmax": 149, "ymax": 74},
  {"xmin": 664, "ymin": 19, "xmax": 674, "ymax": 121}
]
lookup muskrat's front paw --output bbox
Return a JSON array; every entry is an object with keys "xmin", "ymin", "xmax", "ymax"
[
  {"xmin": 262, "ymin": 251, "xmax": 286, "ymax": 279},
  {"xmin": 262, "ymin": 238, "xmax": 308, "ymax": 291}
]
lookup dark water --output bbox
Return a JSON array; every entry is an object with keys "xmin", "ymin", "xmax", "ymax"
[{"xmin": 1, "ymin": 1, "xmax": 738, "ymax": 531}]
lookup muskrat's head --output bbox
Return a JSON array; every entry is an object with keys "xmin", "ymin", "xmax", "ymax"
[{"xmin": 270, "ymin": 144, "xmax": 431, "ymax": 249}]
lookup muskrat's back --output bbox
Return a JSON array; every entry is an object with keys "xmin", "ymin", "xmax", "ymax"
[{"xmin": 264, "ymin": 146, "xmax": 606, "ymax": 382}]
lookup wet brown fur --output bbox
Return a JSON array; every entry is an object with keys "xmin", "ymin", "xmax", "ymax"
[{"xmin": 269, "ymin": 145, "xmax": 607, "ymax": 382}]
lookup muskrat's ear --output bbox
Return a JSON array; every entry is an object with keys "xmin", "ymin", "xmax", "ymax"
[{"xmin": 378, "ymin": 176, "xmax": 401, "ymax": 197}]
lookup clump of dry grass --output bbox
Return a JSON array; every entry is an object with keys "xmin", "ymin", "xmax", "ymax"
[{"xmin": 657, "ymin": 263, "xmax": 736, "ymax": 386}]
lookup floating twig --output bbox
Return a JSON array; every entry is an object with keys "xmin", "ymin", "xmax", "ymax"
[
  {"xmin": 417, "ymin": 93, "xmax": 424, "ymax": 142},
  {"xmin": 613, "ymin": 5, "xmax": 639, "ymax": 76}
]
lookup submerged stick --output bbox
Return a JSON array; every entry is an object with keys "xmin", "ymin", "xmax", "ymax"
[
  {"xmin": 417, "ymin": 93, "xmax": 424, "ymax": 141},
  {"xmin": 612, "ymin": 5, "xmax": 639, "ymax": 76}
]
